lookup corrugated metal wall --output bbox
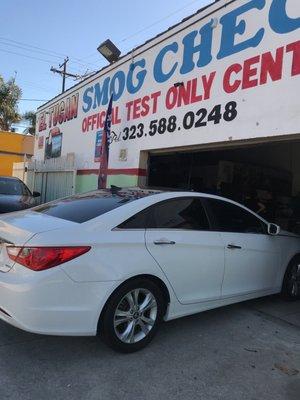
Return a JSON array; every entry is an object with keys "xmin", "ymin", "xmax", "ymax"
[
  {"xmin": 34, "ymin": 171, "xmax": 75, "ymax": 203},
  {"xmin": 27, "ymin": 154, "xmax": 76, "ymax": 203}
]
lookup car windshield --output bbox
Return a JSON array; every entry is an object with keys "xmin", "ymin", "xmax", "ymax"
[
  {"xmin": 0, "ymin": 177, "xmax": 23, "ymax": 195},
  {"xmin": 33, "ymin": 188, "xmax": 159, "ymax": 223}
]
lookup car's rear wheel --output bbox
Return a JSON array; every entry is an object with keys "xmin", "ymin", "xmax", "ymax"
[
  {"xmin": 282, "ymin": 258, "xmax": 300, "ymax": 300},
  {"xmin": 100, "ymin": 279, "xmax": 165, "ymax": 352}
]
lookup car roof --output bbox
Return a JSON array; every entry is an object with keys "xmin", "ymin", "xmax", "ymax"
[
  {"xmin": 0, "ymin": 176, "xmax": 21, "ymax": 181},
  {"xmin": 82, "ymin": 187, "xmax": 269, "ymax": 229},
  {"xmin": 63, "ymin": 186, "xmax": 252, "ymax": 211}
]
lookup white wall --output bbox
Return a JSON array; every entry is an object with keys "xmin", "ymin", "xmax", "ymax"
[{"xmin": 34, "ymin": 0, "xmax": 300, "ymax": 175}]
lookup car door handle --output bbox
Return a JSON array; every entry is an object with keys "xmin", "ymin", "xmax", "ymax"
[
  {"xmin": 227, "ymin": 244, "xmax": 242, "ymax": 250},
  {"xmin": 154, "ymin": 239, "xmax": 176, "ymax": 245}
]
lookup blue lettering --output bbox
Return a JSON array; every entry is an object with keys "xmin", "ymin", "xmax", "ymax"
[
  {"xmin": 110, "ymin": 71, "xmax": 126, "ymax": 101},
  {"xmin": 153, "ymin": 42, "xmax": 178, "ymax": 83},
  {"xmin": 82, "ymin": 87, "xmax": 93, "ymax": 113},
  {"xmin": 217, "ymin": 0, "xmax": 265, "ymax": 60},
  {"xmin": 93, "ymin": 78, "xmax": 110, "ymax": 109},
  {"xmin": 127, "ymin": 59, "xmax": 147, "ymax": 94},
  {"xmin": 180, "ymin": 20, "xmax": 214, "ymax": 74},
  {"xmin": 269, "ymin": 0, "xmax": 300, "ymax": 34}
]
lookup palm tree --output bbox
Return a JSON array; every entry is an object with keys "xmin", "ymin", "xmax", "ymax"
[
  {"xmin": 23, "ymin": 111, "xmax": 36, "ymax": 135},
  {"xmin": 0, "ymin": 75, "xmax": 22, "ymax": 131}
]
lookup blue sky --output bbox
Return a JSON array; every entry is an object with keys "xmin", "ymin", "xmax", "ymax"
[{"xmin": 1, "ymin": 0, "xmax": 211, "ymax": 130}]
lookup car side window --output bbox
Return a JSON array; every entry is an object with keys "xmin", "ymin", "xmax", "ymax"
[
  {"xmin": 206, "ymin": 199, "xmax": 266, "ymax": 234},
  {"xmin": 148, "ymin": 197, "xmax": 210, "ymax": 230},
  {"xmin": 118, "ymin": 197, "xmax": 210, "ymax": 231},
  {"xmin": 117, "ymin": 208, "xmax": 151, "ymax": 229}
]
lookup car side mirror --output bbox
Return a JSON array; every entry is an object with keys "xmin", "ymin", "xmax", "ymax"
[
  {"xmin": 33, "ymin": 191, "xmax": 41, "ymax": 198},
  {"xmin": 268, "ymin": 223, "xmax": 280, "ymax": 236}
]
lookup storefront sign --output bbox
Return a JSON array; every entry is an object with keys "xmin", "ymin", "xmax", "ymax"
[
  {"xmin": 38, "ymin": 93, "xmax": 79, "ymax": 133},
  {"xmin": 35, "ymin": 0, "xmax": 300, "ymax": 171}
]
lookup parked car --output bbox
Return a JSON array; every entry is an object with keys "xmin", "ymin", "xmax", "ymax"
[
  {"xmin": 0, "ymin": 188, "xmax": 299, "ymax": 352},
  {"xmin": 0, "ymin": 176, "xmax": 40, "ymax": 214}
]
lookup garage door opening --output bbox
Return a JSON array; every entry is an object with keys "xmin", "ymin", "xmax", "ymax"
[{"xmin": 148, "ymin": 139, "xmax": 300, "ymax": 234}]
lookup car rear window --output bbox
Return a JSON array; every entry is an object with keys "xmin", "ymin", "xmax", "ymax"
[{"xmin": 33, "ymin": 189, "xmax": 158, "ymax": 223}]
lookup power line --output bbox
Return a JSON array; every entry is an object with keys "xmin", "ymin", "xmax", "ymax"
[
  {"xmin": 0, "ymin": 37, "xmax": 68, "ymax": 58},
  {"xmin": 0, "ymin": 40, "xmax": 64, "ymax": 61},
  {"xmin": 21, "ymin": 81, "xmax": 57, "ymax": 94},
  {"xmin": 2, "ymin": 0, "xmax": 211, "ymax": 100},
  {"xmin": 79, "ymin": 0, "xmax": 209, "ymax": 63},
  {"xmin": 119, "ymin": 0, "xmax": 208, "ymax": 45},
  {"xmin": 0, "ymin": 47, "xmax": 54, "ymax": 64},
  {"xmin": 0, "ymin": 47, "xmax": 83, "ymax": 75},
  {"xmin": 0, "ymin": 40, "xmax": 84, "ymax": 75},
  {"xmin": 1, "ymin": 0, "xmax": 209, "ymax": 74},
  {"xmin": 0, "ymin": 36, "xmax": 100, "ymax": 70},
  {"xmin": 50, "ymin": 57, "xmax": 85, "ymax": 93},
  {"xmin": 20, "ymin": 98, "xmax": 49, "ymax": 101}
]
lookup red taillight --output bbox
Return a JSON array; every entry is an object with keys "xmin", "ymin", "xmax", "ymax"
[{"xmin": 6, "ymin": 246, "xmax": 91, "ymax": 271}]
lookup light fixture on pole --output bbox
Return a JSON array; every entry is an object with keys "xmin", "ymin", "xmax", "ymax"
[{"xmin": 97, "ymin": 39, "xmax": 121, "ymax": 64}]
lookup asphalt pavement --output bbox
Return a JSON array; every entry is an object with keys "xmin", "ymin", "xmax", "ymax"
[{"xmin": 0, "ymin": 295, "xmax": 299, "ymax": 400}]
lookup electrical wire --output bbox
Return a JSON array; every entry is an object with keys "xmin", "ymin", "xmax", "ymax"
[
  {"xmin": 79, "ymin": 0, "xmax": 210, "ymax": 62},
  {"xmin": 20, "ymin": 99, "xmax": 49, "ymax": 102},
  {"xmin": 0, "ymin": 37, "xmax": 100, "ymax": 70},
  {"xmin": 119, "ymin": 0, "xmax": 209, "ymax": 44},
  {"xmin": 2, "ymin": 0, "xmax": 211, "ymax": 100},
  {"xmin": 1, "ymin": 0, "xmax": 210, "ymax": 73},
  {"xmin": 0, "ymin": 40, "xmax": 65, "ymax": 61},
  {"xmin": 0, "ymin": 47, "xmax": 54, "ymax": 64},
  {"xmin": 0, "ymin": 47, "xmax": 85, "ymax": 76},
  {"xmin": 21, "ymin": 81, "xmax": 57, "ymax": 93}
]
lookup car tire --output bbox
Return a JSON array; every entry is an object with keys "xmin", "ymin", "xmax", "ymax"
[
  {"xmin": 100, "ymin": 278, "xmax": 165, "ymax": 353},
  {"xmin": 281, "ymin": 257, "xmax": 300, "ymax": 300}
]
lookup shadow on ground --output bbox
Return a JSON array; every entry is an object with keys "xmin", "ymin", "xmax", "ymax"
[{"xmin": 0, "ymin": 296, "xmax": 299, "ymax": 400}]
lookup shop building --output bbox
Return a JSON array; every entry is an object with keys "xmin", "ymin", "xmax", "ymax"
[{"xmin": 33, "ymin": 0, "xmax": 300, "ymax": 232}]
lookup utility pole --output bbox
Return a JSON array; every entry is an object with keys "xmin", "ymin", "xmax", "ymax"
[
  {"xmin": 61, "ymin": 57, "xmax": 67, "ymax": 93},
  {"xmin": 50, "ymin": 57, "xmax": 79, "ymax": 93}
]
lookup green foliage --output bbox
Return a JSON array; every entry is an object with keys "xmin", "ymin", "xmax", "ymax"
[
  {"xmin": 23, "ymin": 111, "xmax": 36, "ymax": 134},
  {"xmin": 0, "ymin": 75, "xmax": 22, "ymax": 131}
]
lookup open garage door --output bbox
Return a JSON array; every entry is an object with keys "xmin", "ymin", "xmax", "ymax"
[{"xmin": 148, "ymin": 139, "xmax": 300, "ymax": 234}]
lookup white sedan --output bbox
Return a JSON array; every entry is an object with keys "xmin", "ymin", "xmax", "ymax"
[{"xmin": 0, "ymin": 188, "xmax": 299, "ymax": 352}]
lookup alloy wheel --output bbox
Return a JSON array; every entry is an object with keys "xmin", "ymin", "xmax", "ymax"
[{"xmin": 113, "ymin": 288, "xmax": 158, "ymax": 344}]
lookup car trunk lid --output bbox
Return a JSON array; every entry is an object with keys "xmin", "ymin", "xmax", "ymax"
[{"xmin": 0, "ymin": 210, "xmax": 78, "ymax": 272}]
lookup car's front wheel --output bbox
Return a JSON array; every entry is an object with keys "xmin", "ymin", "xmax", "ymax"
[
  {"xmin": 100, "ymin": 279, "xmax": 165, "ymax": 352},
  {"xmin": 282, "ymin": 258, "xmax": 300, "ymax": 300}
]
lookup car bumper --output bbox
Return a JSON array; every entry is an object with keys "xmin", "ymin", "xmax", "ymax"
[{"xmin": 0, "ymin": 265, "xmax": 119, "ymax": 336}]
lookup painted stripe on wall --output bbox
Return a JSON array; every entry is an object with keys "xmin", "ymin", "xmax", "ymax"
[{"xmin": 77, "ymin": 168, "xmax": 147, "ymax": 176}]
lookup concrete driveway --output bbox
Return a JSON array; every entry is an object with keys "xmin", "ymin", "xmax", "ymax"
[{"xmin": 0, "ymin": 296, "xmax": 299, "ymax": 400}]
